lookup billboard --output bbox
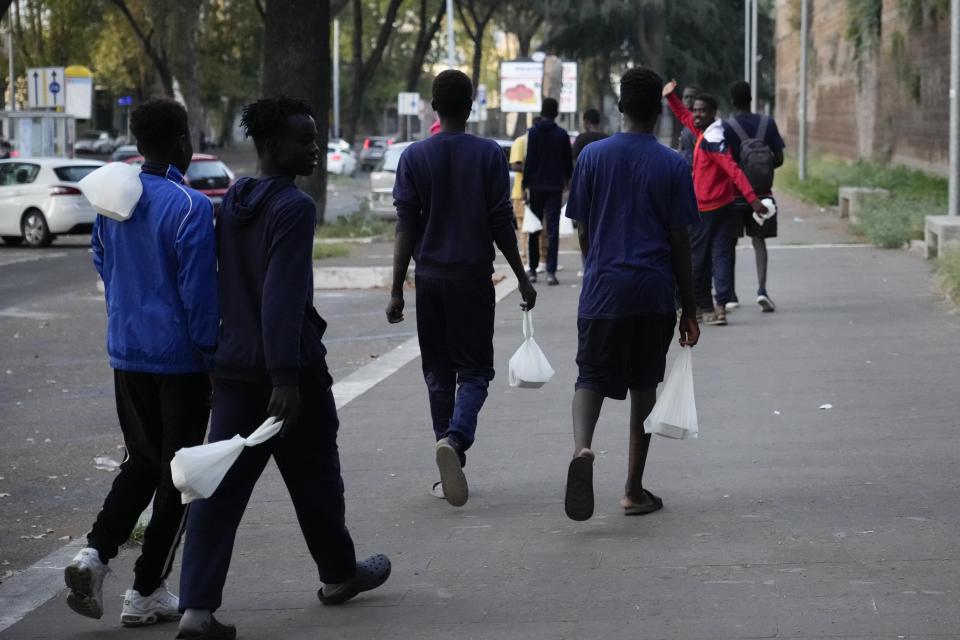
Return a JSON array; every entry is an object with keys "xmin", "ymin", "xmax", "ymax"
[
  {"xmin": 500, "ymin": 61, "xmax": 543, "ymax": 113},
  {"xmin": 560, "ymin": 62, "xmax": 578, "ymax": 113}
]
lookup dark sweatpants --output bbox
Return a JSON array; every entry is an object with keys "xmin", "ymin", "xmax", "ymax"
[
  {"xmin": 689, "ymin": 204, "xmax": 738, "ymax": 312},
  {"xmin": 87, "ymin": 370, "xmax": 210, "ymax": 596},
  {"xmin": 528, "ymin": 189, "xmax": 563, "ymax": 274},
  {"xmin": 178, "ymin": 367, "xmax": 356, "ymax": 612},
  {"xmin": 415, "ymin": 274, "xmax": 496, "ymax": 452}
]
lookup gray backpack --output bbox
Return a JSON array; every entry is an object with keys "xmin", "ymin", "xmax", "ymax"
[{"xmin": 726, "ymin": 115, "xmax": 774, "ymax": 195}]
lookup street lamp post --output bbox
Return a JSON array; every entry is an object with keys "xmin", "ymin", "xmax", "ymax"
[
  {"xmin": 446, "ymin": 0, "xmax": 456, "ymax": 68},
  {"xmin": 949, "ymin": 0, "xmax": 959, "ymax": 215},
  {"xmin": 798, "ymin": 0, "xmax": 809, "ymax": 181}
]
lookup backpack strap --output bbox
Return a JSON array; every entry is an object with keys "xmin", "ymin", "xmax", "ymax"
[
  {"xmin": 725, "ymin": 116, "xmax": 751, "ymax": 142},
  {"xmin": 756, "ymin": 115, "xmax": 770, "ymax": 141}
]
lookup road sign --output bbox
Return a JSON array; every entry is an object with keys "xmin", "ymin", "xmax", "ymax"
[
  {"xmin": 27, "ymin": 67, "xmax": 66, "ymax": 109},
  {"xmin": 397, "ymin": 92, "xmax": 420, "ymax": 116},
  {"xmin": 65, "ymin": 65, "xmax": 94, "ymax": 120},
  {"xmin": 477, "ymin": 84, "xmax": 488, "ymax": 107},
  {"xmin": 117, "ymin": 95, "xmax": 133, "ymax": 107}
]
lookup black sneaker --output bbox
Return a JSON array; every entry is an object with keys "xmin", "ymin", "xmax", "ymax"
[
  {"xmin": 527, "ymin": 269, "xmax": 537, "ymax": 283},
  {"xmin": 176, "ymin": 615, "xmax": 236, "ymax": 640},
  {"xmin": 546, "ymin": 274, "xmax": 559, "ymax": 286}
]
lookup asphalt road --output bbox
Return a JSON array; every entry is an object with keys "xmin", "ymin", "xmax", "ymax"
[{"xmin": 0, "ymin": 235, "xmax": 413, "ymax": 581}]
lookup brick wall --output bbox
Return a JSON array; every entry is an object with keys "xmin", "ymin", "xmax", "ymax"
[{"xmin": 775, "ymin": 0, "xmax": 950, "ymax": 175}]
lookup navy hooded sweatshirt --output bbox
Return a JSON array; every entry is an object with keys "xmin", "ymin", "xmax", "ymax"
[
  {"xmin": 522, "ymin": 119, "xmax": 573, "ymax": 192},
  {"xmin": 215, "ymin": 175, "xmax": 327, "ymax": 385}
]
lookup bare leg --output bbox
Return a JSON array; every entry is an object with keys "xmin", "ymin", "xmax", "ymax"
[
  {"xmin": 572, "ymin": 388, "xmax": 604, "ymax": 455},
  {"xmin": 752, "ymin": 236, "xmax": 768, "ymax": 293},
  {"xmin": 624, "ymin": 388, "xmax": 656, "ymax": 502}
]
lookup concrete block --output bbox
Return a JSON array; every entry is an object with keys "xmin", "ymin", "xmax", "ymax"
[
  {"xmin": 923, "ymin": 215, "xmax": 960, "ymax": 259},
  {"xmin": 838, "ymin": 186, "xmax": 890, "ymax": 224}
]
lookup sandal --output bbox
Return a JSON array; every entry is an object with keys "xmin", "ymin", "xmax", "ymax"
[
  {"xmin": 621, "ymin": 489, "xmax": 663, "ymax": 516},
  {"xmin": 318, "ymin": 554, "xmax": 392, "ymax": 606},
  {"xmin": 564, "ymin": 449, "xmax": 595, "ymax": 521}
]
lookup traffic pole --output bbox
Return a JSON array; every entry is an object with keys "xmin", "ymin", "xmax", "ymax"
[
  {"xmin": 798, "ymin": 0, "xmax": 809, "ymax": 181},
  {"xmin": 333, "ymin": 18, "xmax": 341, "ymax": 140},
  {"xmin": 445, "ymin": 0, "xmax": 456, "ymax": 68},
  {"xmin": 7, "ymin": 28, "xmax": 14, "ymax": 111},
  {"xmin": 750, "ymin": 0, "xmax": 759, "ymax": 106},
  {"xmin": 949, "ymin": 0, "xmax": 959, "ymax": 215},
  {"xmin": 744, "ymin": 0, "xmax": 750, "ymax": 81}
]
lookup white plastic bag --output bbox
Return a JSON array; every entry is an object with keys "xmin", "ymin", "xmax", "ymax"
[
  {"xmin": 521, "ymin": 205, "xmax": 542, "ymax": 233},
  {"xmin": 171, "ymin": 417, "xmax": 283, "ymax": 504},
  {"xmin": 645, "ymin": 347, "xmax": 699, "ymax": 439},
  {"xmin": 559, "ymin": 204, "xmax": 575, "ymax": 237},
  {"xmin": 78, "ymin": 162, "xmax": 143, "ymax": 222},
  {"xmin": 508, "ymin": 311, "xmax": 555, "ymax": 388},
  {"xmin": 753, "ymin": 197, "xmax": 778, "ymax": 227}
]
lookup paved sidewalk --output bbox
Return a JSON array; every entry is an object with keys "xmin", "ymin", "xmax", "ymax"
[{"xmin": 4, "ymin": 198, "xmax": 960, "ymax": 639}]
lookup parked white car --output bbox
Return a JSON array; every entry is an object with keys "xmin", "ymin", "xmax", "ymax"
[
  {"xmin": 75, "ymin": 131, "xmax": 115, "ymax": 155},
  {"xmin": 327, "ymin": 144, "xmax": 357, "ymax": 176},
  {"xmin": 368, "ymin": 141, "xmax": 412, "ymax": 216},
  {"xmin": 0, "ymin": 158, "xmax": 105, "ymax": 247}
]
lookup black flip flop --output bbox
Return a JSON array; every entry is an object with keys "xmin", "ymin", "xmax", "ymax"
[
  {"xmin": 318, "ymin": 554, "xmax": 392, "ymax": 606},
  {"xmin": 623, "ymin": 489, "xmax": 663, "ymax": 516},
  {"xmin": 564, "ymin": 453, "xmax": 595, "ymax": 521}
]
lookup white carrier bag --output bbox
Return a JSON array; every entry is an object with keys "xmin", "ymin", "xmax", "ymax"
[
  {"xmin": 508, "ymin": 311, "xmax": 555, "ymax": 388},
  {"xmin": 521, "ymin": 204, "xmax": 542, "ymax": 233},
  {"xmin": 645, "ymin": 346, "xmax": 699, "ymax": 439},
  {"xmin": 77, "ymin": 162, "xmax": 143, "ymax": 221},
  {"xmin": 559, "ymin": 204, "xmax": 575, "ymax": 237},
  {"xmin": 171, "ymin": 417, "xmax": 283, "ymax": 504}
]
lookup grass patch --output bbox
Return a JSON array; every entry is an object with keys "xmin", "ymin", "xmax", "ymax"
[
  {"xmin": 316, "ymin": 209, "xmax": 393, "ymax": 239},
  {"xmin": 313, "ymin": 242, "xmax": 351, "ymax": 260},
  {"xmin": 852, "ymin": 195, "xmax": 928, "ymax": 248},
  {"xmin": 937, "ymin": 247, "xmax": 960, "ymax": 306}
]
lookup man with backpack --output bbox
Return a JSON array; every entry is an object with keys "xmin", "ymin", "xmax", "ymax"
[{"xmin": 723, "ymin": 80, "xmax": 785, "ymax": 312}]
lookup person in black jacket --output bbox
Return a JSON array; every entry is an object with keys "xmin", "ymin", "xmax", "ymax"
[{"xmin": 176, "ymin": 97, "xmax": 390, "ymax": 640}]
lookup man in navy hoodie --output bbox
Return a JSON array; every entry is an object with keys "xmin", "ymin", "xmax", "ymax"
[
  {"xmin": 176, "ymin": 98, "xmax": 390, "ymax": 640},
  {"xmin": 65, "ymin": 99, "xmax": 216, "ymax": 628},
  {"xmin": 387, "ymin": 70, "xmax": 537, "ymax": 507},
  {"xmin": 523, "ymin": 97, "xmax": 573, "ymax": 286}
]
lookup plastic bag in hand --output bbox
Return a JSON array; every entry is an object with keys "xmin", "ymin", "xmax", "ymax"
[
  {"xmin": 508, "ymin": 311, "xmax": 555, "ymax": 388},
  {"xmin": 559, "ymin": 204, "xmax": 575, "ymax": 237},
  {"xmin": 645, "ymin": 347, "xmax": 699, "ymax": 439},
  {"xmin": 171, "ymin": 417, "xmax": 283, "ymax": 504},
  {"xmin": 521, "ymin": 205, "xmax": 542, "ymax": 233}
]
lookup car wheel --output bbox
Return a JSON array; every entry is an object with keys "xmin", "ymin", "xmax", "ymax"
[
  {"xmin": 21, "ymin": 209, "xmax": 52, "ymax": 248},
  {"xmin": 2, "ymin": 235, "xmax": 23, "ymax": 246}
]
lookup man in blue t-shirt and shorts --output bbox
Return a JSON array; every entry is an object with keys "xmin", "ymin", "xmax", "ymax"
[
  {"xmin": 723, "ymin": 80, "xmax": 785, "ymax": 312},
  {"xmin": 563, "ymin": 67, "xmax": 701, "ymax": 522}
]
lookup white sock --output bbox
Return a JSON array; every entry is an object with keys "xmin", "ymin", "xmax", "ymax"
[{"xmin": 179, "ymin": 608, "xmax": 211, "ymax": 632}]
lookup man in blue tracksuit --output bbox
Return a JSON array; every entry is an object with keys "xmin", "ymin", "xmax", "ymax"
[{"xmin": 65, "ymin": 99, "xmax": 218, "ymax": 627}]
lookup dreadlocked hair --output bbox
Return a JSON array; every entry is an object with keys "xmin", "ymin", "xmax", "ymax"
[
  {"xmin": 619, "ymin": 67, "xmax": 664, "ymax": 122},
  {"xmin": 240, "ymin": 97, "xmax": 314, "ymax": 150}
]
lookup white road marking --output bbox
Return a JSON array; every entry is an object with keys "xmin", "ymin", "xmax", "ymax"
[
  {"xmin": 0, "ymin": 252, "xmax": 69, "ymax": 268},
  {"xmin": 0, "ymin": 307, "xmax": 68, "ymax": 320},
  {"xmin": 0, "ymin": 273, "xmax": 520, "ymax": 632}
]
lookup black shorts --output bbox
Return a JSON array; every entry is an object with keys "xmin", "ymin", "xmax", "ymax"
[
  {"xmin": 734, "ymin": 198, "xmax": 778, "ymax": 239},
  {"xmin": 575, "ymin": 314, "xmax": 676, "ymax": 400}
]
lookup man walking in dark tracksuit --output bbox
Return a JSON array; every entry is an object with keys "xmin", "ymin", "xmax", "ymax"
[
  {"xmin": 523, "ymin": 97, "xmax": 573, "ymax": 286},
  {"xmin": 386, "ymin": 70, "xmax": 537, "ymax": 508},
  {"xmin": 66, "ymin": 99, "xmax": 217, "ymax": 628},
  {"xmin": 176, "ymin": 98, "xmax": 390, "ymax": 640}
]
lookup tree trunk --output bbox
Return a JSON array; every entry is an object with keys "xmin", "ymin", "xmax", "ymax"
[
  {"xmin": 470, "ymin": 32, "xmax": 484, "ymax": 89},
  {"xmin": 405, "ymin": 0, "xmax": 446, "ymax": 91},
  {"xmin": 262, "ymin": 0, "xmax": 330, "ymax": 223},
  {"xmin": 170, "ymin": 0, "xmax": 203, "ymax": 151}
]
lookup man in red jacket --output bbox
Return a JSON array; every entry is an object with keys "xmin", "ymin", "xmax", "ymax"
[{"xmin": 663, "ymin": 80, "xmax": 767, "ymax": 325}]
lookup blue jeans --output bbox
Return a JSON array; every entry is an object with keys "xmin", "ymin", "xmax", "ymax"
[
  {"xmin": 689, "ymin": 205, "xmax": 738, "ymax": 312},
  {"xmin": 415, "ymin": 275, "xmax": 496, "ymax": 452}
]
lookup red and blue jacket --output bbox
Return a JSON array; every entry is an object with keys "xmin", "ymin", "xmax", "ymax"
[{"xmin": 667, "ymin": 93, "xmax": 758, "ymax": 212}]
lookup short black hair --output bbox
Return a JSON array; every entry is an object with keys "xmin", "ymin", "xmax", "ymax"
[
  {"xmin": 729, "ymin": 80, "xmax": 752, "ymax": 108},
  {"xmin": 682, "ymin": 84, "xmax": 702, "ymax": 95},
  {"xmin": 240, "ymin": 97, "xmax": 314, "ymax": 150},
  {"xmin": 432, "ymin": 70, "xmax": 473, "ymax": 118},
  {"xmin": 619, "ymin": 67, "xmax": 664, "ymax": 121},
  {"xmin": 583, "ymin": 108, "xmax": 601, "ymax": 125},
  {"xmin": 541, "ymin": 97, "xmax": 559, "ymax": 119},
  {"xmin": 694, "ymin": 93, "xmax": 719, "ymax": 112},
  {"xmin": 130, "ymin": 99, "xmax": 189, "ymax": 155}
]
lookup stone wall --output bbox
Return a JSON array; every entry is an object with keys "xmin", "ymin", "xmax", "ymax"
[{"xmin": 775, "ymin": 0, "xmax": 950, "ymax": 175}]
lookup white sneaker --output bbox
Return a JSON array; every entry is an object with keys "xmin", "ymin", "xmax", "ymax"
[
  {"xmin": 121, "ymin": 583, "xmax": 181, "ymax": 626},
  {"xmin": 725, "ymin": 301, "xmax": 740, "ymax": 311},
  {"xmin": 65, "ymin": 547, "xmax": 110, "ymax": 619},
  {"xmin": 536, "ymin": 264, "xmax": 546, "ymax": 273}
]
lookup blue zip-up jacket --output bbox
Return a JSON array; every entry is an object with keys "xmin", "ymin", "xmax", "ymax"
[{"xmin": 92, "ymin": 163, "xmax": 218, "ymax": 373}]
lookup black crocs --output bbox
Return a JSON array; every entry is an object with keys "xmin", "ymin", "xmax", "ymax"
[
  {"xmin": 318, "ymin": 554, "xmax": 392, "ymax": 606},
  {"xmin": 175, "ymin": 616, "xmax": 237, "ymax": 640}
]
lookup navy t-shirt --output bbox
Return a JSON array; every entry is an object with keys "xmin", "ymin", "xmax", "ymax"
[
  {"xmin": 565, "ymin": 132, "xmax": 700, "ymax": 319},
  {"xmin": 393, "ymin": 132, "xmax": 514, "ymax": 280},
  {"xmin": 722, "ymin": 113, "xmax": 785, "ymax": 164}
]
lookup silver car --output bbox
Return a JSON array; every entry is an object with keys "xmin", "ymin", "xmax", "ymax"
[
  {"xmin": 368, "ymin": 141, "xmax": 412, "ymax": 217},
  {"xmin": 0, "ymin": 158, "xmax": 105, "ymax": 247}
]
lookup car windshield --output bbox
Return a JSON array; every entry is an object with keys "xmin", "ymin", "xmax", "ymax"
[
  {"xmin": 54, "ymin": 166, "xmax": 100, "ymax": 182},
  {"xmin": 186, "ymin": 160, "xmax": 232, "ymax": 189},
  {"xmin": 380, "ymin": 148, "xmax": 404, "ymax": 172}
]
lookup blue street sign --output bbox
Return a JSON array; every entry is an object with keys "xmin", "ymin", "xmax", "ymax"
[
  {"xmin": 49, "ymin": 81, "xmax": 60, "ymax": 94},
  {"xmin": 117, "ymin": 95, "xmax": 133, "ymax": 106}
]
